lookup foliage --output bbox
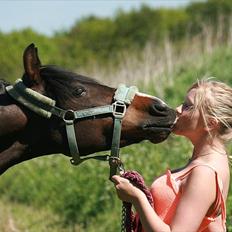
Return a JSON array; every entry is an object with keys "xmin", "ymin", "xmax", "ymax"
[
  {"xmin": 2, "ymin": 0, "xmax": 232, "ymax": 80},
  {"xmin": 0, "ymin": 29, "xmax": 62, "ymax": 82},
  {"xmin": 0, "ymin": 0, "xmax": 232, "ymax": 231},
  {"xmin": 0, "ymin": 45, "xmax": 232, "ymax": 231}
]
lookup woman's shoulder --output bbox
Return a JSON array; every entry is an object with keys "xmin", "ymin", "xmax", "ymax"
[
  {"xmin": 185, "ymin": 159, "xmax": 229, "ymax": 183},
  {"xmin": 190, "ymin": 159, "xmax": 230, "ymax": 190},
  {"xmin": 182, "ymin": 160, "xmax": 230, "ymax": 200},
  {"xmin": 182, "ymin": 161, "xmax": 221, "ymax": 187},
  {"xmin": 207, "ymin": 158, "xmax": 230, "ymax": 199}
]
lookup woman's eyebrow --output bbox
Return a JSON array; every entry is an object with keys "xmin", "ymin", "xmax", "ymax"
[{"xmin": 183, "ymin": 98, "xmax": 191, "ymax": 104}]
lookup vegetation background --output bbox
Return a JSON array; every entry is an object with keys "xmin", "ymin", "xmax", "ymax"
[{"xmin": 0, "ymin": 0, "xmax": 232, "ymax": 231}]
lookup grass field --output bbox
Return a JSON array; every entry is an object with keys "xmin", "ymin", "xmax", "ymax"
[{"xmin": 0, "ymin": 41, "xmax": 232, "ymax": 231}]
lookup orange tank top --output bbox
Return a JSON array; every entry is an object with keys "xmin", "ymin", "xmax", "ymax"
[
  {"xmin": 135, "ymin": 162, "xmax": 226, "ymax": 232},
  {"xmin": 150, "ymin": 162, "xmax": 226, "ymax": 231}
]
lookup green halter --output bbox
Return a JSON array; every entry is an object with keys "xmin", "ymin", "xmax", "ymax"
[{"xmin": 6, "ymin": 79, "xmax": 138, "ymax": 178}]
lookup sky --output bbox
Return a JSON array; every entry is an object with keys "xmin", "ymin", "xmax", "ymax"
[{"xmin": 0, "ymin": 0, "xmax": 192, "ymax": 36}]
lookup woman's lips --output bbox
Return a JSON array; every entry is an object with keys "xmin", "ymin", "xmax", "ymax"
[{"xmin": 170, "ymin": 116, "xmax": 179, "ymax": 131}]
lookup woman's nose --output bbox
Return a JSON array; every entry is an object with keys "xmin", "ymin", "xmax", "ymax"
[{"xmin": 176, "ymin": 105, "xmax": 182, "ymax": 115}]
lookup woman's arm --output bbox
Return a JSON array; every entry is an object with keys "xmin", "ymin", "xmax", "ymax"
[{"xmin": 112, "ymin": 166, "xmax": 217, "ymax": 232}]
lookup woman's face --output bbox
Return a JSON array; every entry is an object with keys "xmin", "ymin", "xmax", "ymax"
[{"xmin": 172, "ymin": 88, "xmax": 206, "ymax": 142}]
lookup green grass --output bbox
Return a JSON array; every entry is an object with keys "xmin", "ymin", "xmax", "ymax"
[
  {"xmin": 0, "ymin": 45, "xmax": 232, "ymax": 231},
  {"xmin": 0, "ymin": 196, "xmax": 67, "ymax": 232}
]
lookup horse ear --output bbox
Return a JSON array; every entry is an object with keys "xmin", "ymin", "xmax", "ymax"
[{"xmin": 23, "ymin": 43, "xmax": 42, "ymax": 86}]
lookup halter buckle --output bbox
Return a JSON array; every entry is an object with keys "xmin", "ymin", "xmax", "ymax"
[{"xmin": 112, "ymin": 101, "xmax": 126, "ymax": 118}]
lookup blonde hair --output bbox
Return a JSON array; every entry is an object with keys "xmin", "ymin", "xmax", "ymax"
[
  {"xmin": 189, "ymin": 78, "xmax": 232, "ymax": 162},
  {"xmin": 190, "ymin": 79, "xmax": 232, "ymax": 139}
]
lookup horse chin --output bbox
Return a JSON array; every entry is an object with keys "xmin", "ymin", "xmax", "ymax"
[{"xmin": 146, "ymin": 127, "xmax": 172, "ymax": 144}]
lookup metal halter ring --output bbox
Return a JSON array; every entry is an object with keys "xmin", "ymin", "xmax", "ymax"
[
  {"xmin": 109, "ymin": 157, "xmax": 125, "ymax": 174},
  {"xmin": 62, "ymin": 110, "xmax": 75, "ymax": 124}
]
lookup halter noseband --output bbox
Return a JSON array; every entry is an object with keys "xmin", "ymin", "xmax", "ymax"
[{"xmin": 6, "ymin": 79, "xmax": 138, "ymax": 178}]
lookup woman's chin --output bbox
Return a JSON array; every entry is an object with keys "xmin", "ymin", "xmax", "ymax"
[{"xmin": 171, "ymin": 127, "xmax": 182, "ymax": 136}]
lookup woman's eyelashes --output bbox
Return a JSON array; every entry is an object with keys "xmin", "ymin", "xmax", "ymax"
[{"xmin": 182, "ymin": 102, "xmax": 194, "ymax": 111}]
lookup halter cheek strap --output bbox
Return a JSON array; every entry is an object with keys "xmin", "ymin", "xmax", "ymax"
[{"xmin": 6, "ymin": 79, "xmax": 138, "ymax": 179}]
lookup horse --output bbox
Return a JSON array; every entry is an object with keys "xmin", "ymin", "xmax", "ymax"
[{"xmin": 0, "ymin": 43, "xmax": 176, "ymax": 175}]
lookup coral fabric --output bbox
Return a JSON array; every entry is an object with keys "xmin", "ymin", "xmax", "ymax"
[{"xmin": 149, "ymin": 162, "xmax": 226, "ymax": 232}]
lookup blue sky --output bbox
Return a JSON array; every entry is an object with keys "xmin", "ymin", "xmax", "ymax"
[{"xmin": 0, "ymin": 0, "xmax": 192, "ymax": 36}]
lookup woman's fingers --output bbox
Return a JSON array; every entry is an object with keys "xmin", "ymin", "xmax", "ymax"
[
  {"xmin": 112, "ymin": 175, "xmax": 129, "ymax": 184},
  {"xmin": 111, "ymin": 175, "xmax": 121, "ymax": 184}
]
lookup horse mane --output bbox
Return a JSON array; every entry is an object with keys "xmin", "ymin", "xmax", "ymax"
[
  {"xmin": 39, "ymin": 65, "xmax": 100, "ymax": 104},
  {"xmin": 0, "ymin": 79, "xmax": 10, "ymax": 94},
  {"xmin": 0, "ymin": 79, "xmax": 11, "ymax": 86},
  {"xmin": 1, "ymin": 66, "xmax": 104, "ymax": 104}
]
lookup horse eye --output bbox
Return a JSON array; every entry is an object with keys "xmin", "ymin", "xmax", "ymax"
[{"xmin": 73, "ymin": 88, "xmax": 86, "ymax": 97}]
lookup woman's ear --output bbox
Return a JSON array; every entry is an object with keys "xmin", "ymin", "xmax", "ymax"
[{"xmin": 205, "ymin": 118, "xmax": 219, "ymax": 131}]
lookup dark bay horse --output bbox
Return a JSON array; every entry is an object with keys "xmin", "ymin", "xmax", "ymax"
[{"xmin": 0, "ymin": 44, "xmax": 176, "ymax": 175}]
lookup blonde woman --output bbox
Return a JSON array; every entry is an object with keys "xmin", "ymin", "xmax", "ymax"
[{"xmin": 112, "ymin": 80, "xmax": 231, "ymax": 232}]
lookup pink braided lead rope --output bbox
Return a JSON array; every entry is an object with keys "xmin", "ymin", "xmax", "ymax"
[{"xmin": 121, "ymin": 171, "xmax": 154, "ymax": 232}]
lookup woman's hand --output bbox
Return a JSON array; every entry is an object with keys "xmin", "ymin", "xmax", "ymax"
[
  {"xmin": 111, "ymin": 175, "xmax": 145, "ymax": 203},
  {"xmin": 112, "ymin": 175, "xmax": 171, "ymax": 232}
]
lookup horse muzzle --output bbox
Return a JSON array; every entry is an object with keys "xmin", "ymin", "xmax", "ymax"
[{"xmin": 142, "ymin": 108, "xmax": 176, "ymax": 143}]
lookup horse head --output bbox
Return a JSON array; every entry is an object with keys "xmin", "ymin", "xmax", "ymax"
[{"xmin": 0, "ymin": 44, "xmax": 176, "ymax": 174}]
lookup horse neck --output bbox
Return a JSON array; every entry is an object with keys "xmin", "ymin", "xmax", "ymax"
[
  {"xmin": 0, "ymin": 110, "xmax": 57, "ymax": 175},
  {"xmin": 0, "ymin": 140, "xmax": 28, "ymax": 175},
  {"xmin": 0, "ymin": 134, "xmax": 60, "ymax": 175}
]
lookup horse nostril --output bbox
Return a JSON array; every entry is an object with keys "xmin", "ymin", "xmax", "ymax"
[
  {"xmin": 155, "ymin": 103, "xmax": 167, "ymax": 111},
  {"xmin": 150, "ymin": 103, "xmax": 167, "ymax": 116}
]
